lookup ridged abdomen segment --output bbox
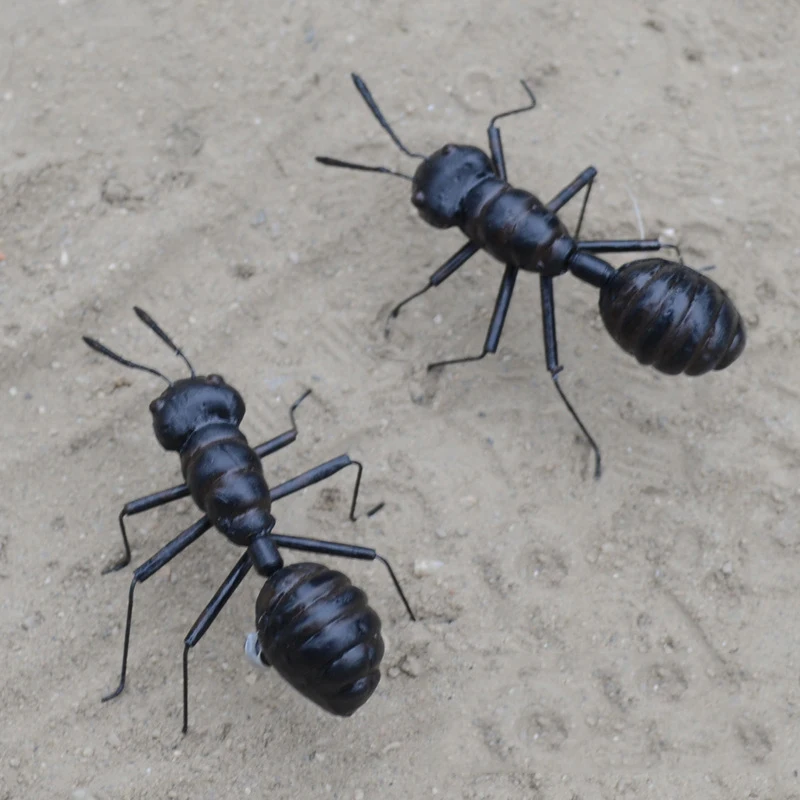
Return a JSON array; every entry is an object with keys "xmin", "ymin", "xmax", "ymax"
[
  {"xmin": 180, "ymin": 422, "xmax": 272, "ymax": 545},
  {"xmin": 256, "ymin": 563, "xmax": 384, "ymax": 716},
  {"xmin": 599, "ymin": 259, "xmax": 746, "ymax": 375}
]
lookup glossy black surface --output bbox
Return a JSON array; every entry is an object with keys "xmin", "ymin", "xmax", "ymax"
[
  {"xmin": 256, "ymin": 563, "xmax": 384, "ymax": 716},
  {"xmin": 317, "ymin": 74, "xmax": 747, "ymax": 476},
  {"xmin": 599, "ymin": 259, "xmax": 746, "ymax": 375},
  {"xmin": 83, "ymin": 309, "xmax": 413, "ymax": 732}
]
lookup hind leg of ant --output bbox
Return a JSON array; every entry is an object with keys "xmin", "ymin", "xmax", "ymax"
[
  {"xmin": 385, "ymin": 242, "xmax": 480, "ymax": 336},
  {"xmin": 539, "ymin": 276, "xmax": 602, "ymax": 479},
  {"xmin": 269, "ymin": 454, "xmax": 383, "ymax": 520},
  {"xmin": 102, "ymin": 516, "xmax": 213, "ymax": 703},
  {"xmin": 270, "ymin": 533, "xmax": 416, "ymax": 621},
  {"xmin": 108, "ymin": 483, "xmax": 194, "ymax": 573},
  {"xmin": 486, "ymin": 80, "xmax": 537, "ymax": 180},
  {"xmin": 575, "ymin": 239, "xmax": 686, "ymax": 265},
  {"xmin": 182, "ymin": 551, "xmax": 253, "ymax": 734},
  {"xmin": 427, "ymin": 264, "xmax": 518, "ymax": 372},
  {"xmin": 252, "ymin": 388, "xmax": 313, "ymax": 458}
]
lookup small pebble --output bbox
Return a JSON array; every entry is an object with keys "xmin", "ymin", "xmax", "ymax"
[
  {"xmin": 414, "ymin": 559, "xmax": 443, "ymax": 577},
  {"xmin": 355, "ymin": 791, "xmax": 365, "ymax": 800},
  {"xmin": 399, "ymin": 655, "xmax": 422, "ymax": 677},
  {"xmin": 245, "ymin": 672, "xmax": 257, "ymax": 685},
  {"xmin": 9, "ymin": 757, "xmax": 21, "ymax": 768},
  {"xmin": 460, "ymin": 495, "xmax": 477, "ymax": 509},
  {"xmin": 273, "ymin": 330, "xmax": 289, "ymax": 346},
  {"xmin": 721, "ymin": 561, "xmax": 733, "ymax": 576}
]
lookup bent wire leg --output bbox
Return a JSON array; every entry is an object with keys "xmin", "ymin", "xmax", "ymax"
[
  {"xmin": 427, "ymin": 264, "xmax": 518, "ymax": 371},
  {"xmin": 269, "ymin": 455, "xmax": 383, "ymax": 520},
  {"xmin": 270, "ymin": 533, "xmax": 415, "ymax": 621},
  {"xmin": 546, "ymin": 166, "xmax": 598, "ymax": 240},
  {"xmin": 385, "ymin": 242, "xmax": 480, "ymax": 336},
  {"xmin": 540, "ymin": 276, "xmax": 602, "ymax": 479},
  {"xmin": 109, "ymin": 484, "xmax": 192, "ymax": 573},
  {"xmin": 253, "ymin": 388, "xmax": 313, "ymax": 458},
  {"xmin": 102, "ymin": 516, "xmax": 213, "ymax": 702},
  {"xmin": 487, "ymin": 80, "xmax": 537, "ymax": 180},
  {"xmin": 575, "ymin": 239, "xmax": 687, "ymax": 265},
  {"xmin": 182, "ymin": 552, "xmax": 253, "ymax": 733}
]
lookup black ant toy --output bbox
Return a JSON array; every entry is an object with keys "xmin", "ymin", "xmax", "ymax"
[
  {"xmin": 83, "ymin": 308, "xmax": 414, "ymax": 732},
  {"xmin": 318, "ymin": 74, "xmax": 746, "ymax": 477}
]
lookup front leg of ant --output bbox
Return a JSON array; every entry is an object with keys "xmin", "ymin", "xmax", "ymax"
[
  {"xmin": 486, "ymin": 79, "xmax": 537, "ymax": 180},
  {"xmin": 539, "ymin": 276, "xmax": 602, "ymax": 479},
  {"xmin": 102, "ymin": 516, "xmax": 213, "ymax": 704},
  {"xmin": 108, "ymin": 484, "xmax": 193, "ymax": 573},
  {"xmin": 269, "ymin": 455, "xmax": 383, "ymax": 520},
  {"xmin": 546, "ymin": 167, "xmax": 597, "ymax": 240},
  {"xmin": 427, "ymin": 263, "xmax": 518, "ymax": 372},
  {"xmin": 182, "ymin": 551, "xmax": 253, "ymax": 734},
  {"xmin": 385, "ymin": 242, "xmax": 480, "ymax": 337},
  {"xmin": 253, "ymin": 388, "xmax": 313, "ymax": 458}
]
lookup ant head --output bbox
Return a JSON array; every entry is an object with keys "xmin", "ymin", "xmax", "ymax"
[
  {"xmin": 149, "ymin": 374, "xmax": 245, "ymax": 451},
  {"xmin": 411, "ymin": 145, "xmax": 494, "ymax": 228}
]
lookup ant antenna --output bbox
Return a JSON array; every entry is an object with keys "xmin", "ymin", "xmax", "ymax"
[
  {"xmin": 82, "ymin": 336, "xmax": 173, "ymax": 386},
  {"xmin": 315, "ymin": 156, "xmax": 413, "ymax": 181},
  {"xmin": 133, "ymin": 307, "xmax": 196, "ymax": 377},
  {"xmin": 350, "ymin": 73, "xmax": 426, "ymax": 160},
  {"xmin": 489, "ymin": 79, "xmax": 537, "ymax": 127}
]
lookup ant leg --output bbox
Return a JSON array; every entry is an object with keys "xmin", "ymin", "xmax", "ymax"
[
  {"xmin": 385, "ymin": 242, "xmax": 480, "ymax": 336},
  {"xmin": 540, "ymin": 276, "xmax": 602, "ymax": 479},
  {"xmin": 102, "ymin": 516, "xmax": 213, "ymax": 703},
  {"xmin": 546, "ymin": 166, "xmax": 598, "ymax": 240},
  {"xmin": 575, "ymin": 239, "xmax": 689, "ymax": 267},
  {"xmin": 487, "ymin": 80, "xmax": 537, "ymax": 180},
  {"xmin": 269, "ymin": 455, "xmax": 383, "ymax": 520},
  {"xmin": 270, "ymin": 533, "xmax": 416, "ymax": 621},
  {"xmin": 109, "ymin": 484, "xmax": 192, "ymax": 574},
  {"xmin": 427, "ymin": 264, "xmax": 518, "ymax": 371},
  {"xmin": 182, "ymin": 551, "xmax": 253, "ymax": 734},
  {"xmin": 252, "ymin": 389, "xmax": 312, "ymax": 458}
]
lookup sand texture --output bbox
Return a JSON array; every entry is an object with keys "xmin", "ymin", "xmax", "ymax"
[{"xmin": 1, "ymin": 1, "xmax": 799, "ymax": 797}]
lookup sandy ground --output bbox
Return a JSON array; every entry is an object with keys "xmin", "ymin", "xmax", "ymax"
[{"xmin": 1, "ymin": 1, "xmax": 799, "ymax": 797}]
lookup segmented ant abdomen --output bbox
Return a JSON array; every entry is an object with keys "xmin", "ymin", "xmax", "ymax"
[
  {"xmin": 599, "ymin": 258, "xmax": 745, "ymax": 376},
  {"xmin": 256, "ymin": 562, "xmax": 384, "ymax": 716}
]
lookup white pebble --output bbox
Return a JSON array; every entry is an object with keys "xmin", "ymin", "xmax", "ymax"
[{"xmin": 414, "ymin": 559, "xmax": 444, "ymax": 577}]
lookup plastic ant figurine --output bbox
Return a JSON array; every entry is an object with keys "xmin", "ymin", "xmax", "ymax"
[
  {"xmin": 83, "ymin": 308, "xmax": 414, "ymax": 732},
  {"xmin": 318, "ymin": 74, "xmax": 746, "ymax": 477}
]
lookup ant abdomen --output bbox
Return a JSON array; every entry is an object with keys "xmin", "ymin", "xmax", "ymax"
[
  {"xmin": 255, "ymin": 562, "xmax": 384, "ymax": 716},
  {"xmin": 599, "ymin": 258, "xmax": 746, "ymax": 376}
]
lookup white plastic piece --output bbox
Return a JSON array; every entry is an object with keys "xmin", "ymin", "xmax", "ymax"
[{"xmin": 244, "ymin": 632, "xmax": 269, "ymax": 670}]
